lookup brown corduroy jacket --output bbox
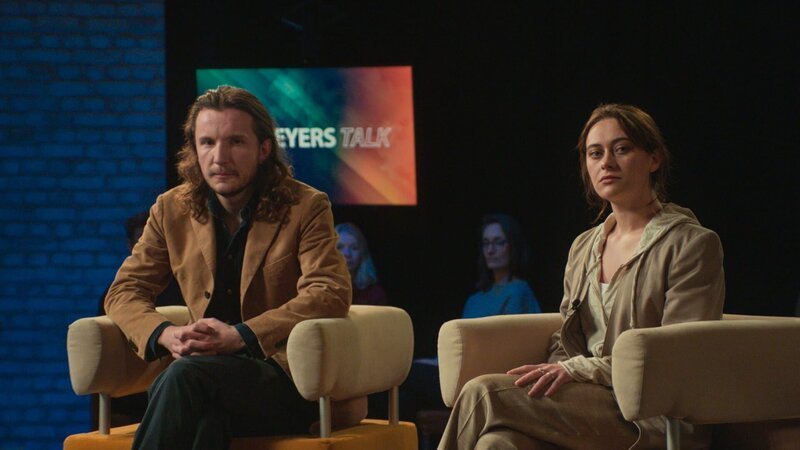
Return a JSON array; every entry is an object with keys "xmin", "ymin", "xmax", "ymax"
[{"xmin": 104, "ymin": 178, "xmax": 352, "ymax": 376}]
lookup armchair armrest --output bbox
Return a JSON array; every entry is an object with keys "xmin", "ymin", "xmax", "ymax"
[
  {"xmin": 612, "ymin": 317, "xmax": 800, "ymax": 424},
  {"xmin": 287, "ymin": 305, "xmax": 414, "ymax": 401},
  {"xmin": 438, "ymin": 313, "xmax": 563, "ymax": 407},
  {"xmin": 66, "ymin": 306, "xmax": 191, "ymax": 397}
]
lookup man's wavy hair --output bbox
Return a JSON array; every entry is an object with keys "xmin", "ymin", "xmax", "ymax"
[
  {"xmin": 176, "ymin": 85, "xmax": 297, "ymax": 223},
  {"xmin": 576, "ymin": 103, "xmax": 671, "ymax": 222}
]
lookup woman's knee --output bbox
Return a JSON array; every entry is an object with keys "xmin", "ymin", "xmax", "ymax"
[
  {"xmin": 461, "ymin": 374, "xmax": 517, "ymax": 398},
  {"xmin": 476, "ymin": 428, "xmax": 557, "ymax": 450}
]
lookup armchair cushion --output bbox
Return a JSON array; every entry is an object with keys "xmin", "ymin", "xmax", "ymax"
[
  {"xmin": 437, "ymin": 313, "xmax": 562, "ymax": 407},
  {"xmin": 612, "ymin": 315, "xmax": 800, "ymax": 424},
  {"xmin": 288, "ymin": 305, "xmax": 414, "ymax": 401},
  {"xmin": 64, "ymin": 420, "xmax": 419, "ymax": 450},
  {"xmin": 67, "ymin": 305, "xmax": 190, "ymax": 398}
]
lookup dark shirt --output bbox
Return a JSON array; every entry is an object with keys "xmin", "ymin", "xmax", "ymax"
[
  {"xmin": 146, "ymin": 193, "xmax": 264, "ymax": 360},
  {"xmin": 205, "ymin": 193, "xmax": 252, "ymax": 325},
  {"xmin": 352, "ymin": 283, "xmax": 389, "ymax": 306}
]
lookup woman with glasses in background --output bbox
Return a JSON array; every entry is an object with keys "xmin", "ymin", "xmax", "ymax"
[
  {"xmin": 462, "ymin": 214, "xmax": 541, "ymax": 318},
  {"xmin": 390, "ymin": 214, "xmax": 541, "ymax": 448}
]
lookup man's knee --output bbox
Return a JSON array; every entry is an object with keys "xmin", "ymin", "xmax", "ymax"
[
  {"xmin": 150, "ymin": 356, "xmax": 213, "ymax": 397},
  {"xmin": 161, "ymin": 356, "xmax": 197, "ymax": 378}
]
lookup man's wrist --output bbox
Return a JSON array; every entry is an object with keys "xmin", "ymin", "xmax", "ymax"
[
  {"xmin": 146, "ymin": 321, "xmax": 174, "ymax": 360},
  {"xmin": 234, "ymin": 323, "xmax": 265, "ymax": 359}
]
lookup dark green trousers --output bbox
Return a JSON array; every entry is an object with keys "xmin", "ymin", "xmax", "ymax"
[{"xmin": 132, "ymin": 354, "xmax": 317, "ymax": 450}]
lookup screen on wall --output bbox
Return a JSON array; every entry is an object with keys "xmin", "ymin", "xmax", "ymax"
[{"xmin": 196, "ymin": 66, "xmax": 417, "ymax": 206}]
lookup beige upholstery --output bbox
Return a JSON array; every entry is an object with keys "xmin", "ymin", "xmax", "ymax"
[
  {"xmin": 288, "ymin": 305, "xmax": 414, "ymax": 401},
  {"xmin": 613, "ymin": 315, "xmax": 800, "ymax": 424},
  {"xmin": 67, "ymin": 305, "xmax": 414, "ymax": 437},
  {"xmin": 67, "ymin": 305, "xmax": 191, "ymax": 398},
  {"xmin": 437, "ymin": 313, "xmax": 800, "ymax": 449},
  {"xmin": 438, "ymin": 313, "xmax": 562, "ymax": 407}
]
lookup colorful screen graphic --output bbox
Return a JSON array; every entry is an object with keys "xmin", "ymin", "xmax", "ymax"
[{"xmin": 196, "ymin": 67, "xmax": 417, "ymax": 205}]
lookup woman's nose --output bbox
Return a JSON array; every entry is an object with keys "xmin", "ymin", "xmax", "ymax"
[{"xmin": 600, "ymin": 150, "xmax": 616, "ymax": 169}]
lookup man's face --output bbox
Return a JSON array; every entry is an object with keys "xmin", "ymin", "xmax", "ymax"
[{"xmin": 195, "ymin": 108, "xmax": 270, "ymax": 203}]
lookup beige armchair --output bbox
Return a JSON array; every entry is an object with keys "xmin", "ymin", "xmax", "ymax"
[
  {"xmin": 438, "ymin": 313, "xmax": 800, "ymax": 449},
  {"xmin": 66, "ymin": 305, "xmax": 418, "ymax": 450}
]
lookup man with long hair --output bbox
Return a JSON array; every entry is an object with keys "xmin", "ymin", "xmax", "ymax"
[{"xmin": 104, "ymin": 85, "xmax": 352, "ymax": 449}]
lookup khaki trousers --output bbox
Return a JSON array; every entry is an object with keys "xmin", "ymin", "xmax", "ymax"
[{"xmin": 437, "ymin": 374, "xmax": 639, "ymax": 450}]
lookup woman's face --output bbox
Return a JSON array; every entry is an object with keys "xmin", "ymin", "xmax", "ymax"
[
  {"xmin": 585, "ymin": 118, "xmax": 661, "ymax": 205},
  {"xmin": 337, "ymin": 231, "xmax": 362, "ymax": 274},
  {"xmin": 482, "ymin": 223, "xmax": 510, "ymax": 272}
]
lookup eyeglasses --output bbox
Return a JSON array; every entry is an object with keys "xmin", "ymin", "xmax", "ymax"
[{"xmin": 481, "ymin": 239, "xmax": 508, "ymax": 249}]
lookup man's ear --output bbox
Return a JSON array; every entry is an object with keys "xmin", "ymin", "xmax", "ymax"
[{"xmin": 259, "ymin": 139, "xmax": 272, "ymax": 163}]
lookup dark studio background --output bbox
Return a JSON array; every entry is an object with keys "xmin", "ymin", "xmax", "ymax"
[
  {"xmin": 164, "ymin": 1, "xmax": 799, "ymax": 357},
  {"xmin": 7, "ymin": 2, "xmax": 796, "ymax": 447}
]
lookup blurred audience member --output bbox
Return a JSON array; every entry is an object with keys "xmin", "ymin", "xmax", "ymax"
[
  {"xmin": 336, "ymin": 222, "xmax": 388, "ymax": 306},
  {"xmin": 371, "ymin": 214, "xmax": 541, "ymax": 442},
  {"xmin": 462, "ymin": 213, "xmax": 541, "ymax": 318}
]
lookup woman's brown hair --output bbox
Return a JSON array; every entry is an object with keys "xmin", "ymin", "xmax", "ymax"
[{"xmin": 576, "ymin": 104, "xmax": 671, "ymax": 221}]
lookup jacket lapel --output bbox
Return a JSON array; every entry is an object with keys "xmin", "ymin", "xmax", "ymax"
[
  {"xmin": 191, "ymin": 215, "xmax": 216, "ymax": 276},
  {"xmin": 240, "ymin": 216, "xmax": 283, "ymax": 298}
]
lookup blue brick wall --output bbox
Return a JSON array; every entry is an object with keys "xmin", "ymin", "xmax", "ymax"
[{"xmin": 0, "ymin": 2, "xmax": 166, "ymax": 448}]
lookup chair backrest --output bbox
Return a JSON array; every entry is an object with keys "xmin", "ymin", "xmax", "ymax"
[
  {"xmin": 438, "ymin": 313, "xmax": 563, "ymax": 407},
  {"xmin": 287, "ymin": 305, "xmax": 414, "ymax": 401},
  {"xmin": 66, "ymin": 305, "xmax": 190, "ymax": 397}
]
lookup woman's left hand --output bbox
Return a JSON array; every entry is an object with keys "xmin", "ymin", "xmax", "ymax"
[{"xmin": 507, "ymin": 363, "xmax": 573, "ymax": 397}]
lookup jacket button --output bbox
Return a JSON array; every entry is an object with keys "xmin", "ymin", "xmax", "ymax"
[{"xmin": 204, "ymin": 291, "xmax": 211, "ymax": 299}]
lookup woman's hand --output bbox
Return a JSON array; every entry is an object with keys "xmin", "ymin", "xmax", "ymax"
[{"xmin": 507, "ymin": 363, "xmax": 573, "ymax": 397}]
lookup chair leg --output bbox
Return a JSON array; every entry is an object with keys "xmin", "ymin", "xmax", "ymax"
[
  {"xmin": 665, "ymin": 416, "xmax": 680, "ymax": 450},
  {"xmin": 98, "ymin": 393, "xmax": 110, "ymax": 435},
  {"xmin": 319, "ymin": 395, "xmax": 332, "ymax": 438},
  {"xmin": 388, "ymin": 385, "xmax": 399, "ymax": 425}
]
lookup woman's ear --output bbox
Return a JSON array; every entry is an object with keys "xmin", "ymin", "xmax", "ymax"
[{"xmin": 649, "ymin": 149, "xmax": 663, "ymax": 173}]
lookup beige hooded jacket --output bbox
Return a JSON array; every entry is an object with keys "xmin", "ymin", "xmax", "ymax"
[{"xmin": 548, "ymin": 203, "xmax": 725, "ymax": 448}]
